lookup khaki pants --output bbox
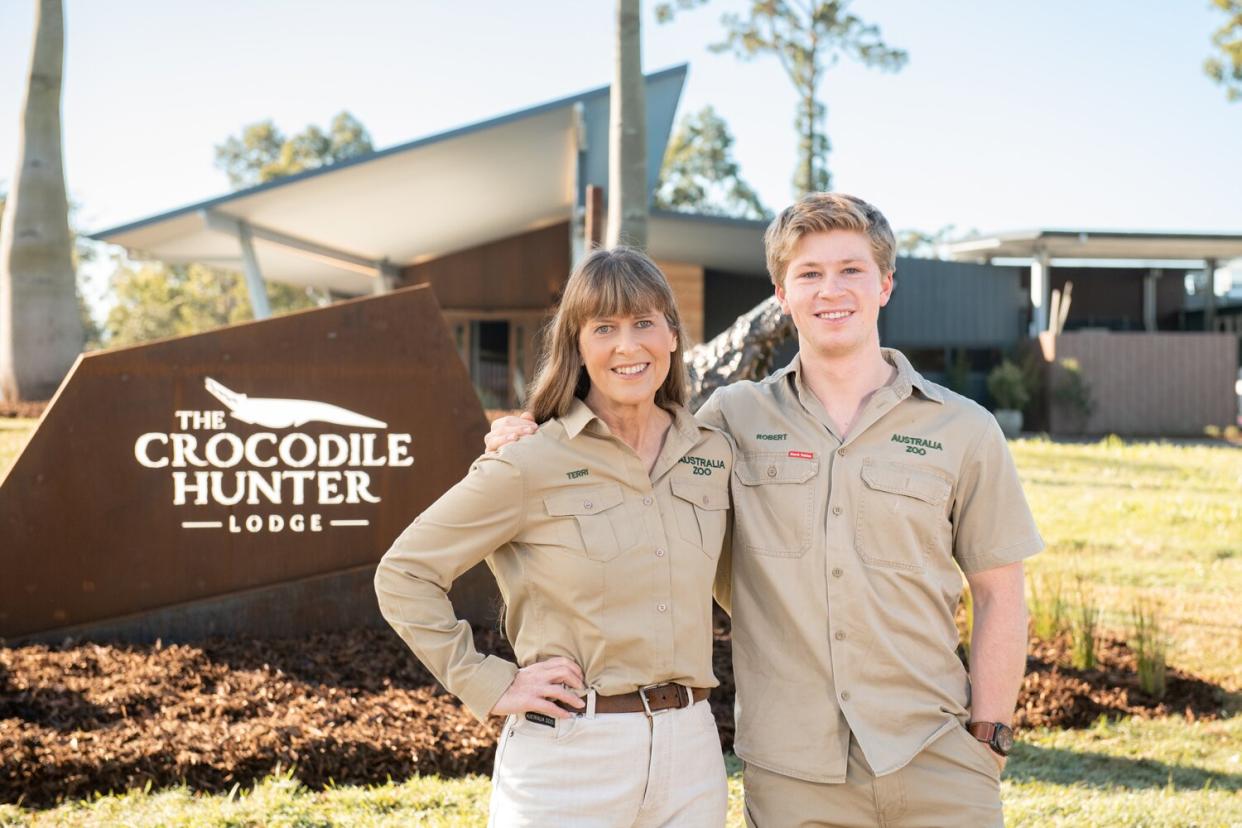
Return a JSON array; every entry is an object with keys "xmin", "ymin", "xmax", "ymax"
[
  {"xmin": 743, "ymin": 725, "xmax": 1003, "ymax": 828},
  {"xmin": 488, "ymin": 697, "xmax": 727, "ymax": 828}
]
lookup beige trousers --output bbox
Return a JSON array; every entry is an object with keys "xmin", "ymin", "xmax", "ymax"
[
  {"xmin": 743, "ymin": 725, "xmax": 1004, "ymax": 828},
  {"xmin": 488, "ymin": 697, "xmax": 728, "ymax": 828}
]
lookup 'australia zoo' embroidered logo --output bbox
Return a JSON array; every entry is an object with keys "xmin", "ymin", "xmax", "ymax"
[
  {"xmin": 891, "ymin": 433, "xmax": 943, "ymax": 456},
  {"xmin": 679, "ymin": 455, "xmax": 726, "ymax": 476}
]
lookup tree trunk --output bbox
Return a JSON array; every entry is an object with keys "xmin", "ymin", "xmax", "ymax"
[
  {"xmin": 606, "ymin": 0, "xmax": 648, "ymax": 250},
  {"xmin": 0, "ymin": 0, "xmax": 82, "ymax": 403}
]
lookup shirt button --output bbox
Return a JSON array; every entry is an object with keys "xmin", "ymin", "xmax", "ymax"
[
  {"xmin": 837, "ymin": 448, "xmax": 846, "ymax": 457},
  {"xmin": 702, "ymin": 495, "xmax": 710, "ymax": 505},
  {"xmin": 655, "ymin": 547, "xmax": 666, "ymax": 558},
  {"xmin": 643, "ymin": 496, "xmax": 653, "ymax": 506},
  {"xmin": 832, "ymin": 567, "xmax": 844, "ymax": 578},
  {"xmin": 766, "ymin": 465, "xmax": 777, "ymax": 478},
  {"xmin": 840, "ymin": 691, "xmax": 850, "ymax": 702},
  {"xmin": 834, "ymin": 631, "xmax": 846, "ymax": 641},
  {"xmin": 583, "ymin": 499, "xmax": 593, "ymax": 510},
  {"xmin": 832, "ymin": 505, "xmax": 843, "ymax": 516},
  {"xmin": 657, "ymin": 602, "xmax": 667, "ymax": 613}
]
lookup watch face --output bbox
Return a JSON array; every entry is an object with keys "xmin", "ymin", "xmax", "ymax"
[{"xmin": 995, "ymin": 725, "xmax": 1015, "ymax": 754}]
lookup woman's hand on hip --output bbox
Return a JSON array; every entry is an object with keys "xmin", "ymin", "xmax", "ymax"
[
  {"xmin": 485, "ymin": 412, "xmax": 538, "ymax": 453},
  {"xmin": 490, "ymin": 657, "xmax": 587, "ymax": 719}
]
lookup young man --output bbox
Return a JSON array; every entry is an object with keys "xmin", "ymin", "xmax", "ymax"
[{"xmin": 488, "ymin": 193, "xmax": 1042, "ymax": 826}]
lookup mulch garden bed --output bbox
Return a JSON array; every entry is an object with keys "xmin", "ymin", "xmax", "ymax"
[
  {"xmin": 1, "ymin": 620, "xmax": 1228, "ymax": 808},
  {"xmin": 0, "ymin": 400, "xmax": 45, "ymax": 419}
]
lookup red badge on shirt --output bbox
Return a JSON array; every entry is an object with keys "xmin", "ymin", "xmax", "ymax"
[{"xmin": 788, "ymin": 450, "xmax": 814, "ymax": 460}]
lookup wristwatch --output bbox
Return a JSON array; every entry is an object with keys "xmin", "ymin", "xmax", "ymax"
[{"xmin": 966, "ymin": 721, "xmax": 1014, "ymax": 756}]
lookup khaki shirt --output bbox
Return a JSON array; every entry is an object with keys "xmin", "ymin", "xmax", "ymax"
[
  {"xmin": 374, "ymin": 398, "xmax": 733, "ymax": 721},
  {"xmin": 698, "ymin": 348, "xmax": 1042, "ymax": 782}
]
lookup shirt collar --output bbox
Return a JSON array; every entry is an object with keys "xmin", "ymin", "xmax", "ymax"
[
  {"xmin": 561, "ymin": 397, "xmax": 599, "ymax": 439},
  {"xmin": 560, "ymin": 396, "xmax": 699, "ymax": 440},
  {"xmin": 781, "ymin": 349, "xmax": 944, "ymax": 405}
]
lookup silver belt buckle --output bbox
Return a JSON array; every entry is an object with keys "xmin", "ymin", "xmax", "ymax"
[{"xmin": 639, "ymin": 683, "xmax": 685, "ymax": 716}]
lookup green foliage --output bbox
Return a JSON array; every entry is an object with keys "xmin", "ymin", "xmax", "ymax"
[
  {"xmin": 1130, "ymin": 598, "xmax": 1169, "ymax": 699},
  {"xmin": 895, "ymin": 224, "xmax": 959, "ymax": 258},
  {"xmin": 214, "ymin": 111, "xmax": 374, "ymax": 190},
  {"xmin": 1027, "ymin": 572, "xmax": 1068, "ymax": 640},
  {"xmin": 1053, "ymin": 357, "xmax": 1095, "ymax": 420},
  {"xmin": 1070, "ymin": 575, "xmax": 1100, "ymax": 670},
  {"xmin": 656, "ymin": 1, "xmax": 906, "ymax": 196},
  {"xmin": 103, "ymin": 261, "xmax": 324, "ymax": 348},
  {"xmin": 945, "ymin": 348, "xmax": 970, "ymax": 394},
  {"xmin": 654, "ymin": 106, "xmax": 770, "ymax": 220},
  {"xmin": 1205, "ymin": 0, "xmax": 1242, "ymax": 101},
  {"xmin": 987, "ymin": 359, "xmax": 1030, "ymax": 411}
]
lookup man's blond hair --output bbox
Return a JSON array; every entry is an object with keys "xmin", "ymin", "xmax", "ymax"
[{"xmin": 764, "ymin": 192, "xmax": 896, "ymax": 287}]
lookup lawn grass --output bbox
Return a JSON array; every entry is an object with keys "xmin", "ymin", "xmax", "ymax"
[
  {"xmin": 2, "ymin": 719, "xmax": 1237, "ymax": 827},
  {"xmin": 1, "ymin": 428, "xmax": 1240, "ymax": 825},
  {"xmin": 1010, "ymin": 437, "xmax": 1242, "ymax": 690},
  {"xmin": 0, "ymin": 418, "xmax": 35, "ymax": 480}
]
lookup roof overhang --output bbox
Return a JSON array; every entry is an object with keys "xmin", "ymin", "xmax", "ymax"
[
  {"xmin": 648, "ymin": 209, "xmax": 768, "ymax": 274},
  {"xmin": 943, "ymin": 229, "xmax": 1242, "ymax": 263},
  {"xmin": 90, "ymin": 66, "xmax": 688, "ymax": 295}
]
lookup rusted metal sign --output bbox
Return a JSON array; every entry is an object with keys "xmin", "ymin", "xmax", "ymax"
[{"xmin": 0, "ymin": 285, "xmax": 494, "ymax": 642}]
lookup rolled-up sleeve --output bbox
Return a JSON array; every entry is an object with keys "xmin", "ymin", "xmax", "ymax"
[{"xmin": 374, "ymin": 454, "xmax": 524, "ymax": 720}]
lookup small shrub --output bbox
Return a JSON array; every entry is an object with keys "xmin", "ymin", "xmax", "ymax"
[
  {"xmin": 1131, "ymin": 598, "xmax": 1168, "ymax": 699},
  {"xmin": 1070, "ymin": 576, "xmax": 1100, "ymax": 670},
  {"xmin": 1028, "ymin": 572, "xmax": 1068, "ymax": 640},
  {"xmin": 987, "ymin": 360, "xmax": 1030, "ymax": 411},
  {"xmin": 1054, "ymin": 358, "xmax": 1095, "ymax": 421}
]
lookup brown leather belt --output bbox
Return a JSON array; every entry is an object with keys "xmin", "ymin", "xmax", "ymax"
[{"xmin": 592, "ymin": 683, "xmax": 709, "ymax": 715}]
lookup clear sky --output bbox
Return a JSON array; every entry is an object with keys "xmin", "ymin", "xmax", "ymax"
[{"xmin": 2, "ymin": 0, "xmax": 1240, "ymax": 245}]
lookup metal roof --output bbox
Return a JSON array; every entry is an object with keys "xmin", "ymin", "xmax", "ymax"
[
  {"xmin": 90, "ymin": 66, "xmax": 688, "ymax": 295},
  {"xmin": 943, "ymin": 229, "xmax": 1242, "ymax": 263}
]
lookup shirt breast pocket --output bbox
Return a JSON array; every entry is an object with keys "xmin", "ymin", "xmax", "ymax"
[
  {"xmin": 854, "ymin": 460, "xmax": 952, "ymax": 571},
  {"xmin": 733, "ymin": 453, "xmax": 819, "ymax": 558},
  {"xmin": 544, "ymin": 484, "xmax": 635, "ymax": 562},
  {"xmin": 669, "ymin": 478, "xmax": 730, "ymax": 559}
]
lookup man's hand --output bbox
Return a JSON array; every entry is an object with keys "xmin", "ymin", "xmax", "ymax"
[
  {"xmin": 485, "ymin": 412, "xmax": 538, "ymax": 453},
  {"xmin": 994, "ymin": 753, "xmax": 1007, "ymax": 774},
  {"xmin": 489, "ymin": 657, "xmax": 586, "ymax": 719}
]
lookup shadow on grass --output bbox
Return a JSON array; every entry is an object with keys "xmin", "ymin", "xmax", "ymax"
[{"xmin": 1006, "ymin": 742, "xmax": 1241, "ymax": 793}]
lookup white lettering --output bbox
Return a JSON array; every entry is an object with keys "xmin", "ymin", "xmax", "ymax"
[
  {"xmin": 318, "ymin": 434, "xmax": 349, "ymax": 467},
  {"xmin": 170, "ymin": 433, "xmax": 208, "ymax": 467},
  {"xmin": 246, "ymin": 470, "xmax": 282, "ymax": 505},
  {"xmin": 134, "ymin": 433, "xmax": 169, "ymax": 468},
  {"xmin": 345, "ymin": 470, "xmax": 381, "ymax": 504},
  {"xmin": 318, "ymin": 471, "xmax": 344, "ymax": 505},
  {"xmin": 387, "ymin": 434, "xmax": 414, "ymax": 467},
  {"xmin": 285, "ymin": 470, "xmax": 315, "ymax": 505},
  {"xmin": 361, "ymin": 433, "xmax": 385, "ymax": 466},
  {"xmin": 244, "ymin": 433, "xmax": 277, "ymax": 468},
  {"xmin": 210, "ymin": 471, "xmax": 246, "ymax": 506},
  {"xmin": 173, "ymin": 471, "xmax": 211, "ymax": 505},
  {"xmin": 279, "ymin": 434, "xmax": 315, "ymax": 468},
  {"xmin": 205, "ymin": 433, "xmax": 243, "ymax": 468}
]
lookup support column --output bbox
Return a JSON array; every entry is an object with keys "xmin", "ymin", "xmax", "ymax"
[
  {"xmin": 374, "ymin": 260, "xmax": 399, "ymax": 295},
  {"xmin": 1204, "ymin": 258, "xmax": 1218, "ymax": 332},
  {"xmin": 237, "ymin": 222, "xmax": 271, "ymax": 320},
  {"xmin": 1029, "ymin": 248, "xmax": 1051, "ymax": 336},
  {"xmin": 570, "ymin": 102, "xmax": 588, "ymax": 267},
  {"xmin": 1143, "ymin": 269, "xmax": 1159, "ymax": 332}
]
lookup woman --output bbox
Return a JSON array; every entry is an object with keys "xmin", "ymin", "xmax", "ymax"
[{"xmin": 374, "ymin": 247, "xmax": 732, "ymax": 827}]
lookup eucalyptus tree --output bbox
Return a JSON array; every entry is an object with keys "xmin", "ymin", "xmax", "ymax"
[
  {"xmin": 0, "ymin": 0, "xmax": 83, "ymax": 403},
  {"xmin": 607, "ymin": 0, "xmax": 649, "ymax": 249},
  {"xmin": 1205, "ymin": 0, "xmax": 1242, "ymax": 101},
  {"xmin": 657, "ymin": 0, "xmax": 907, "ymax": 196}
]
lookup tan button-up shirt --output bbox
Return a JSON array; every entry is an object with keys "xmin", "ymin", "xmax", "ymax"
[
  {"xmin": 374, "ymin": 399, "xmax": 733, "ymax": 721},
  {"xmin": 698, "ymin": 348, "xmax": 1042, "ymax": 782}
]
